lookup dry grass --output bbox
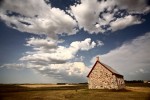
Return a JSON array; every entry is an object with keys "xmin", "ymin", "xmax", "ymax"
[
  {"xmin": 126, "ymin": 86, "xmax": 150, "ymax": 93},
  {"xmin": 0, "ymin": 83, "xmax": 150, "ymax": 100},
  {"xmin": 19, "ymin": 84, "xmax": 75, "ymax": 88}
]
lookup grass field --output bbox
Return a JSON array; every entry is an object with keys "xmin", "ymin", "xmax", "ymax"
[{"xmin": 0, "ymin": 83, "xmax": 150, "ymax": 100}]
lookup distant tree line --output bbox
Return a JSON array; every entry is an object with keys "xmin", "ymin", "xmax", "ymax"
[
  {"xmin": 125, "ymin": 80, "xmax": 144, "ymax": 83},
  {"xmin": 56, "ymin": 82, "xmax": 88, "ymax": 85},
  {"xmin": 56, "ymin": 81, "xmax": 150, "ymax": 84}
]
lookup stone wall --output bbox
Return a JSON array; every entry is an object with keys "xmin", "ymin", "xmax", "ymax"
[
  {"xmin": 116, "ymin": 77, "xmax": 125, "ymax": 89},
  {"xmin": 88, "ymin": 62, "xmax": 125, "ymax": 89}
]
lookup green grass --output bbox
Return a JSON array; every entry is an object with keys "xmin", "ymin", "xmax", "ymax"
[{"xmin": 0, "ymin": 83, "xmax": 150, "ymax": 100}]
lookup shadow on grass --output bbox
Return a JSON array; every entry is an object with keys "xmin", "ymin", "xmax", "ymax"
[
  {"xmin": 0, "ymin": 84, "xmax": 88, "ymax": 93},
  {"xmin": 83, "ymin": 88, "xmax": 131, "ymax": 92},
  {"xmin": 1, "ymin": 83, "xmax": 149, "ymax": 93},
  {"xmin": 126, "ymin": 83, "xmax": 150, "ymax": 87}
]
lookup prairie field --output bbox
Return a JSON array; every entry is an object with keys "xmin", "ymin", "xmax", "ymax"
[{"xmin": 0, "ymin": 83, "xmax": 150, "ymax": 100}]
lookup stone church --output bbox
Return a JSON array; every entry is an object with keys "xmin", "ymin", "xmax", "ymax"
[{"xmin": 87, "ymin": 57, "xmax": 125, "ymax": 89}]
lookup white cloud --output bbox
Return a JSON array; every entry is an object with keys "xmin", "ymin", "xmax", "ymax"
[
  {"xmin": 91, "ymin": 32, "xmax": 150, "ymax": 80},
  {"xmin": 70, "ymin": 38, "xmax": 96, "ymax": 51},
  {"xmin": 70, "ymin": 0, "xmax": 149, "ymax": 33},
  {"xmin": 102, "ymin": 13, "xmax": 115, "ymax": 24},
  {"xmin": 0, "ymin": 0, "xmax": 150, "ymax": 82},
  {"xmin": 116, "ymin": 0, "xmax": 150, "ymax": 14},
  {"xmin": 74, "ymin": 55, "xmax": 85, "ymax": 62},
  {"xmin": 21, "ymin": 38, "xmax": 96, "ymax": 63},
  {"xmin": 110, "ymin": 15, "xmax": 142, "ymax": 31},
  {"xmin": 0, "ymin": 0, "xmax": 149, "ymax": 35},
  {"xmin": 33, "ymin": 61, "xmax": 90, "ymax": 82},
  {"xmin": 96, "ymin": 40, "xmax": 104, "ymax": 47},
  {"xmin": 1, "ymin": 37, "xmax": 95, "ymax": 82},
  {"xmin": 0, "ymin": 37, "xmax": 94, "ymax": 82},
  {"xmin": 0, "ymin": 62, "xmax": 89, "ymax": 82},
  {"xmin": 0, "ymin": 63, "xmax": 25, "ymax": 70},
  {"xmin": 26, "ymin": 37, "xmax": 57, "ymax": 49},
  {"xmin": 70, "ymin": 0, "xmax": 114, "ymax": 33},
  {"xmin": 0, "ymin": 0, "xmax": 77, "ymax": 38}
]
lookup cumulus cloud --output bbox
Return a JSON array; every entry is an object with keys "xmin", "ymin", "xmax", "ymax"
[
  {"xmin": 0, "ymin": 0, "xmax": 149, "ymax": 35},
  {"xmin": 1, "ymin": 63, "xmax": 26, "ymax": 70},
  {"xmin": 96, "ymin": 40, "xmax": 104, "ymax": 47},
  {"xmin": 70, "ymin": 0, "xmax": 149, "ymax": 33},
  {"xmin": 26, "ymin": 37, "xmax": 57, "ymax": 49},
  {"xmin": 21, "ymin": 38, "xmax": 96, "ymax": 63},
  {"xmin": 20, "ymin": 38, "xmax": 96, "ymax": 64},
  {"xmin": 70, "ymin": 38, "xmax": 96, "ymax": 51},
  {"xmin": 110, "ymin": 15, "xmax": 142, "ymax": 31},
  {"xmin": 0, "ymin": 62, "xmax": 89, "ymax": 82},
  {"xmin": 0, "ymin": 38, "xmax": 95, "ymax": 82},
  {"xmin": 101, "ymin": 13, "xmax": 115, "ymax": 24},
  {"xmin": 27, "ymin": 62, "xmax": 90, "ymax": 82},
  {"xmin": 0, "ymin": 0, "xmax": 77, "ymax": 38},
  {"xmin": 70, "ymin": 0, "xmax": 108, "ymax": 33},
  {"xmin": 116, "ymin": 0, "xmax": 150, "ymax": 14},
  {"xmin": 0, "ymin": 0, "xmax": 150, "ymax": 82},
  {"xmin": 91, "ymin": 32, "xmax": 150, "ymax": 80}
]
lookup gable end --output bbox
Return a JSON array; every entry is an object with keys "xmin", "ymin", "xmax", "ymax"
[{"xmin": 87, "ymin": 61, "xmax": 123, "ymax": 78}]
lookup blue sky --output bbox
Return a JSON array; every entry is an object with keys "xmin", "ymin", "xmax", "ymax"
[{"xmin": 0, "ymin": 0, "xmax": 150, "ymax": 83}]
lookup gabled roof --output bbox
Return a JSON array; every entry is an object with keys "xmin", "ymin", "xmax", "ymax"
[{"xmin": 87, "ymin": 61, "xmax": 123, "ymax": 78}]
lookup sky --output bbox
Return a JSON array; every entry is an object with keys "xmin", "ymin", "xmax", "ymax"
[{"xmin": 0, "ymin": 0, "xmax": 150, "ymax": 83}]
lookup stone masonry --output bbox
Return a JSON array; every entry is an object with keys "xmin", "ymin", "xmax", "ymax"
[{"xmin": 87, "ymin": 57, "xmax": 125, "ymax": 89}]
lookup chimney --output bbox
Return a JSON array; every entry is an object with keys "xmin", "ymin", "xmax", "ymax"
[{"xmin": 96, "ymin": 56, "xmax": 100, "ymax": 61}]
